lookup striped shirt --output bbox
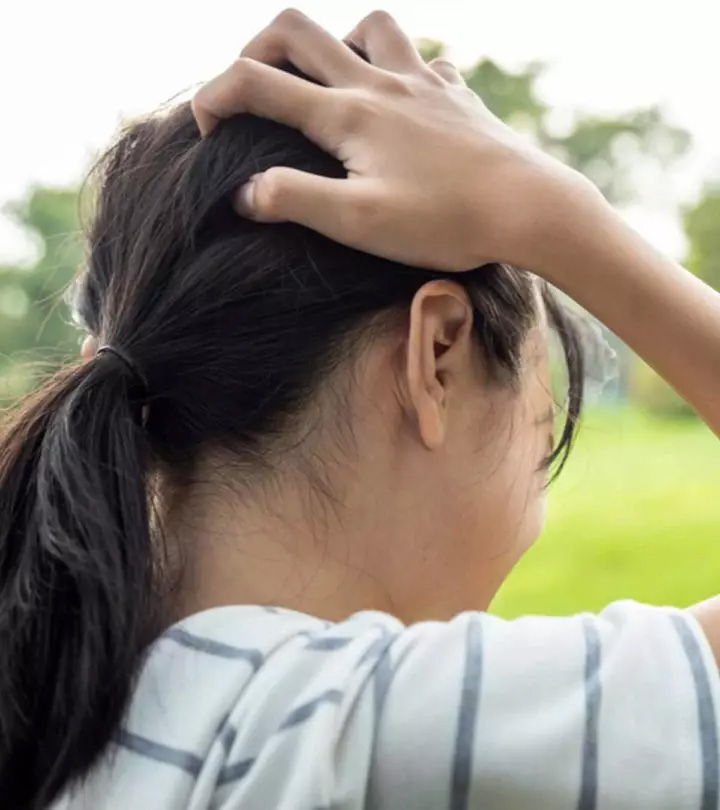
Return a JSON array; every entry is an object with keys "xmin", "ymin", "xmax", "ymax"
[{"xmin": 53, "ymin": 600, "xmax": 719, "ymax": 809}]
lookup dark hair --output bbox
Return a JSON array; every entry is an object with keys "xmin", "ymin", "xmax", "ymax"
[{"xmin": 0, "ymin": 66, "xmax": 584, "ymax": 808}]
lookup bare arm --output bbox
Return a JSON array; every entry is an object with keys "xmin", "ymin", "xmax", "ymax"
[
  {"xmin": 532, "ymin": 193, "xmax": 720, "ymax": 646},
  {"xmin": 534, "ymin": 194, "xmax": 720, "ymax": 438},
  {"xmin": 192, "ymin": 8, "xmax": 720, "ymax": 650}
]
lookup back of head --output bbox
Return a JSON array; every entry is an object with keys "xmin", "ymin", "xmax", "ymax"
[
  {"xmin": 0, "ymin": 67, "xmax": 582, "ymax": 808},
  {"xmin": 79, "ymin": 96, "xmax": 543, "ymax": 458}
]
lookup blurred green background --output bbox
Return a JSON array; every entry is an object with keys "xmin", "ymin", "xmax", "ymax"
[
  {"xmin": 1, "ymin": 41, "xmax": 718, "ymax": 617},
  {"xmin": 494, "ymin": 408, "xmax": 720, "ymax": 617}
]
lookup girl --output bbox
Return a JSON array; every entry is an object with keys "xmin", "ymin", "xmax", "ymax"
[{"xmin": 3, "ymin": 9, "xmax": 719, "ymax": 810}]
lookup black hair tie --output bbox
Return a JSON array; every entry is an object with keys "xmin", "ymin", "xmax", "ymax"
[{"xmin": 96, "ymin": 345, "xmax": 150, "ymax": 402}]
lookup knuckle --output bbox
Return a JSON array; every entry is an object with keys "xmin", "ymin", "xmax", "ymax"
[
  {"xmin": 365, "ymin": 9, "xmax": 397, "ymax": 28},
  {"xmin": 261, "ymin": 30, "xmax": 287, "ymax": 57},
  {"xmin": 255, "ymin": 168, "xmax": 288, "ymax": 213},
  {"xmin": 190, "ymin": 87, "xmax": 210, "ymax": 117},
  {"xmin": 424, "ymin": 68, "xmax": 446, "ymax": 87},
  {"xmin": 429, "ymin": 57, "xmax": 456, "ymax": 69},
  {"xmin": 273, "ymin": 8, "xmax": 308, "ymax": 30},
  {"xmin": 426, "ymin": 58, "xmax": 458, "ymax": 86},
  {"xmin": 230, "ymin": 56, "xmax": 258, "ymax": 87},
  {"xmin": 232, "ymin": 56, "xmax": 255, "ymax": 81},
  {"xmin": 372, "ymin": 72, "xmax": 409, "ymax": 96}
]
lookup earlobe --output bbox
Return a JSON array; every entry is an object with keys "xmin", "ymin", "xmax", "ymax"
[{"xmin": 405, "ymin": 281, "xmax": 473, "ymax": 451}]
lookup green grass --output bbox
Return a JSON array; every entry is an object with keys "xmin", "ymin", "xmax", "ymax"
[{"xmin": 491, "ymin": 408, "xmax": 720, "ymax": 618}]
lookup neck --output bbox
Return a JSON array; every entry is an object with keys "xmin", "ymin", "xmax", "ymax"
[
  {"xmin": 162, "ymin": 460, "xmax": 392, "ymax": 623},
  {"xmin": 160, "ymin": 447, "xmax": 512, "ymax": 626}
]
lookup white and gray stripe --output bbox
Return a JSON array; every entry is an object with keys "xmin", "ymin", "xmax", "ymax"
[
  {"xmin": 65, "ymin": 603, "xmax": 718, "ymax": 810},
  {"xmin": 578, "ymin": 617, "xmax": 602, "ymax": 810},
  {"xmin": 164, "ymin": 627, "xmax": 264, "ymax": 669},
  {"xmin": 280, "ymin": 689, "xmax": 345, "ymax": 729},
  {"xmin": 363, "ymin": 630, "xmax": 399, "ymax": 810},
  {"xmin": 450, "ymin": 615, "xmax": 484, "ymax": 810},
  {"xmin": 671, "ymin": 615, "xmax": 719, "ymax": 810},
  {"xmin": 116, "ymin": 729, "xmax": 203, "ymax": 776}
]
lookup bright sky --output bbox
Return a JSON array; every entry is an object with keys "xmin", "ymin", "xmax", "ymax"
[{"xmin": 2, "ymin": 0, "xmax": 719, "ymax": 262}]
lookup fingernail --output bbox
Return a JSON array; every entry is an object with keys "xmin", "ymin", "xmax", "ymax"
[{"xmin": 233, "ymin": 178, "xmax": 257, "ymax": 218}]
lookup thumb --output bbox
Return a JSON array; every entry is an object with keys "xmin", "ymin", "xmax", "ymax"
[{"xmin": 233, "ymin": 167, "xmax": 367, "ymax": 238}]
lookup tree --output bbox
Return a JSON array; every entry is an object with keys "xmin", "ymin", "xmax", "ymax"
[
  {"xmin": 0, "ymin": 187, "xmax": 83, "ymax": 397},
  {"xmin": 0, "ymin": 46, "xmax": 695, "ymax": 400},
  {"xmin": 684, "ymin": 185, "xmax": 720, "ymax": 291},
  {"xmin": 436, "ymin": 44, "xmax": 691, "ymax": 408},
  {"xmin": 420, "ymin": 41, "xmax": 691, "ymax": 205}
]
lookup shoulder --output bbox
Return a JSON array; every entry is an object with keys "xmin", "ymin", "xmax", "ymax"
[
  {"xmin": 149, "ymin": 600, "xmax": 715, "ymax": 699},
  {"xmin": 118, "ymin": 602, "xmax": 719, "ymax": 810}
]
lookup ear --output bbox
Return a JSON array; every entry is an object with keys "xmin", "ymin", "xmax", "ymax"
[
  {"xmin": 405, "ymin": 280, "xmax": 475, "ymax": 450},
  {"xmin": 81, "ymin": 334, "xmax": 98, "ymax": 363}
]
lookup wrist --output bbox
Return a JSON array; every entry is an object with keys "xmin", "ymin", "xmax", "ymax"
[{"xmin": 511, "ymin": 165, "xmax": 613, "ymax": 283}]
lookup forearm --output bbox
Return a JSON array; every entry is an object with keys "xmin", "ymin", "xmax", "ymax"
[{"xmin": 532, "ymin": 190, "xmax": 720, "ymax": 437}]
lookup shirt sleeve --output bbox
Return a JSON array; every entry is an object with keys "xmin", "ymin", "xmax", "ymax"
[{"xmin": 333, "ymin": 601, "xmax": 720, "ymax": 810}]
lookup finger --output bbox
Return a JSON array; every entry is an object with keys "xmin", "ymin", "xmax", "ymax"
[
  {"xmin": 233, "ymin": 167, "xmax": 374, "ymax": 245},
  {"xmin": 241, "ymin": 8, "xmax": 370, "ymax": 87},
  {"xmin": 346, "ymin": 10, "xmax": 425, "ymax": 74},
  {"xmin": 428, "ymin": 57, "xmax": 465, "ymax": 86},
  {"xmin": 192, "ymin": 57, "xmax": 330, "ymax": 138}
]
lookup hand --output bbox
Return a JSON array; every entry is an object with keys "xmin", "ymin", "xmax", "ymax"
[{"xmin": 192, "ymin": 9, "xmax": 599, "ymax": 272}]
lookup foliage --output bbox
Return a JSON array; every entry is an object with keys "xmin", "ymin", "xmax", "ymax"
[
  {"xmin": 419, "ymin": 41, "xmax": 690, "ymax": 203},
  {"xmin": 684, "ymin": 185, "xmax": 720, "ymax": 292},
  {"xmin": 0, "ymin": 187, "xmax": 83, "ymax": 396},
  {"xmin": 0, "ymin": 46, "xmax": 695, "ymax": 393},
  {"xmin": 465, "ymin": 58, "xmax": 547, "ymax": 132},
  {"xmin": 628, "ymin": 359, "xmax": 694, "ymax": 419},
  {"xmin": 0, "ymin": 55, "xmax": 716, "ymax": 620},
  {"xmin": 493, "ymin": 408, "xmax": 720, "ymax": 617}
]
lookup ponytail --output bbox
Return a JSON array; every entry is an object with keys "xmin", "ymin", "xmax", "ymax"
[{"xmin": 0, "ymin": 355, "xmax": 155, "ymax": 809}]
